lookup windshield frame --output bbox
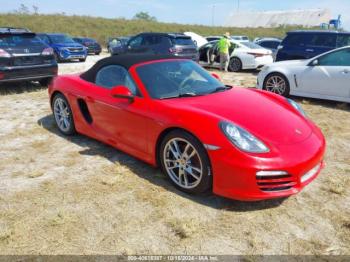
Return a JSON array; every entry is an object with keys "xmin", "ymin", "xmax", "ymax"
[
  {"xmin": 49, "ymin": 34, "xmax": 76, "ymax": 44},
  {"xmin": 131, "ymin": 59, "xmax": 227, "ymax": 100}
]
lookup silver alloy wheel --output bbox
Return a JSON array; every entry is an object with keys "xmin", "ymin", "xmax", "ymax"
[
  {"xmin": 53, "ymin": 97, "xmax": 71, "ymax": 133},
  {"xmin": 230, "ymin": 58, "xmax": 241, "ymax": 72},
  {"xmin": 265, "ymin": 75, "xmax": 286, "ymax": 95},
  {"xmin": 163, "ymin": 138, "xmax": 203, "ymax": 189}
]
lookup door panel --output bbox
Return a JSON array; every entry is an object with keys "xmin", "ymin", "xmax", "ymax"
[
  {"xmin": 299, "ymin": 48, "xmax": 350, "ymax": 98},
  {"xmin": 299, "ymin": 66, "xmax": 350, "ymax": 98},
  {"xmin": 87, "ymin": 90, "xmax": 151, "ymax": 156}
]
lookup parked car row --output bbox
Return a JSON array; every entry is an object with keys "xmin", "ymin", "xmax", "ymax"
[{"xmin": 108, "ymin": 32, "xmax": 199, "ymax": 61}]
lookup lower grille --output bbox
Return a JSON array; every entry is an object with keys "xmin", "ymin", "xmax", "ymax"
[{"xmin": 256, "ymin": 172, "xmax": 296, "ymax": 192}]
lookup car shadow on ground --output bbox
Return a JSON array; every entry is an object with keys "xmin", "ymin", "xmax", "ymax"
[
  {"xmin": 0, "ymin": 81, "xmax": 47, "ymax": 95},
  {"xmin": 37, "ymin": 114, "xmax": 287, "ymax": 212}
]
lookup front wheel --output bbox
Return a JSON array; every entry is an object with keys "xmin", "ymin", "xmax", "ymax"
[
  {"xmin": 52, "ymin": 93, "xmax": 76, "ymax": 135},
  {"xmin": 160, "ymin": 130, "xmax": 212, "ymax": 194},
  {"xmin": 228, "ymin": 57, "xmax": 242, "ymax": 72},
  {"xmin": 263, "ymin": 73, "xmax": 290, "ymax": 97}
]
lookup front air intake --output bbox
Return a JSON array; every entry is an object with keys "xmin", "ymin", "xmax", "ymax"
[{"xmin": 256, "ymin": 171, "xmax": 296, "ymax": 192}]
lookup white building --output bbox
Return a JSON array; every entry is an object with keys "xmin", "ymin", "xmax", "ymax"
[{"xmin": 225, "ymin": 9, "xmax": 331, "ymax": 28}]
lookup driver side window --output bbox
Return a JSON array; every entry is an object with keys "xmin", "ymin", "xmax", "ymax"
[
  {"xmin": 128, "ymin": 36, "xmax": 143, "ymax": 48},
  {"xmin": 95, "ymin": 65, "xmax": 139, "ymax": 96},
  {"xmin": 317, "ymin": 48, "xmax": 350, "ymax": 66}
]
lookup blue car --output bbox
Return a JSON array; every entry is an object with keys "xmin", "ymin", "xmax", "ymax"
[
  {"xmin": 37, "ymin": 33, "xmax": 88, "ymax": 62},
  {"xmin": 276, "ymin": 30, "xmax": 350, "ymax": 61}
]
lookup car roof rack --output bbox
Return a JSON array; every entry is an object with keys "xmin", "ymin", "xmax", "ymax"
[{"xmin": 0, "ymin": 27, "xmax": 31, "ymax": 33}]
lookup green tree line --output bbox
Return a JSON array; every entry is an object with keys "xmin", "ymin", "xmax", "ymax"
[{"xmin": 0, "ymin": 13, "xmax": 309, "ymax": 46}]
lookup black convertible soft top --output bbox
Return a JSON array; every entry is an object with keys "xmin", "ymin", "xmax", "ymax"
[{"xmin": 80, "ymin": 54, "xmax": 178, "ymax": 83}]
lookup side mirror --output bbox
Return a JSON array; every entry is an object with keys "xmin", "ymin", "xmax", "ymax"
[
  {"xmin": 211, "ymin": 73, "xmax": 221, "ymax": 81},
  {"xmin": 110, "ymin": 86, "xmax": 134, "ymax": 102},
  {"xmin": 311, "ymin": 59, "xmax": 319, "ymax": 66}
]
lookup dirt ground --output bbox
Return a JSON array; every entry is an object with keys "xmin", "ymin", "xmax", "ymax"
[{"xmin": 0, "ymin": 54, "xmax": 349, "ymax": 255}]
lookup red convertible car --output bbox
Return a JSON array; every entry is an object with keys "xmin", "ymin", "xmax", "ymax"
[{"xmin": 49, "ymin": 54, "xmax": 326, "ymax": 201}]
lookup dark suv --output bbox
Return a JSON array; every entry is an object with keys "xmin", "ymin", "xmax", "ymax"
[
  {"xmin": 73, "ymin": 37, "xmax": 101, "ymax": 55},
  {"xmin": 276, "ymin": 30, "xmax": 350, "ymax": 61},
  {"xmin": 125, "ymin": 33, "xmax": 198, "ymax": 61},
  {"xmin": 0, "ymin": 27, "xmax": 57, "ymax": 85}
]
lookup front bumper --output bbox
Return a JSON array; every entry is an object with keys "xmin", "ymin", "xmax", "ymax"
[
  {"xmin": 209, "ymin": 130, "xmax": 326, "ymax": 201},
  {"xmin": 254, "ymin": 55, "xmax": 274, "ymax": 68},
  {"xmin": 86, "ymin": 46, "xmax": 102, "ymax": 54},
  {"xmin": 256, "ymin": 70, "xmax": 268, "ymax": 89},
  {"xmin": 58, "ymin": 49, "xmax": 87, "ymax": 60},
  {"xmin": 0, "ymin": 64, "xmax": 58, "ymax": 82}
]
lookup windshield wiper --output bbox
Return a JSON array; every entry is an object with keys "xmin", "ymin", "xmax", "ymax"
[
  {"xmin": 160, "ymin": 92, "xmax": 199, "ymax": 100},
  {"xmin": 210, "ymin": 85, "xmax": 233, "ymax": 94}
]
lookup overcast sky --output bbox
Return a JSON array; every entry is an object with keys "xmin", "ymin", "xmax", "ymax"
[{"xmin": 2, "ymin": 0, "xmax": 349, "ymax": 29}]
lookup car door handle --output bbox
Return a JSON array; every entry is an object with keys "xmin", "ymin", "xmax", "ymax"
[
  {"xmin": 306, "ymin": 49, "xmax": 314, "ymax": 52},
  {"xmin": 341, "ymin": 69, "xmax": 350, "ymax": 74},
  {"xmin": 86, "ymin": 96, "xmax": 95, "ymax": 103}
]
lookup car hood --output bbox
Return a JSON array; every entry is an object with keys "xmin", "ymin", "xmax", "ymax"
[
  {"xmin": 52, "ymin": 43, "xmax": 84, "ymax": 49},
  {"xmin": 163, "ymin": 88, "xmax": 312, "ymax": 146}
]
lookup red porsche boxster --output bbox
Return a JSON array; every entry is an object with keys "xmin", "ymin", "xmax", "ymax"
[{"xmin": 49, "ymin": 54, "xmax": 326, "ymax": 201}]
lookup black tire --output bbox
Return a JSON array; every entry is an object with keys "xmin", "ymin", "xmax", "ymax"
[
  {"xmin": 95, "ymin": 52, "xmax": 101, "ymax": 55},
  {"xmin": 52, "ymin": 93, "xmax": 76, "ymax": 136},
  {"xmin": 263, "ymin": 72, "xmax": 290, "ymax": 97},
  {"xmin": 228, "ymin": 57, "xmax": 242, "ymax": 72},
  {"xmin": 79, "ymin": 58, "xmax": 86, "ymax": 62},
  {"xmin": 159, "ymin": 130, "xmax": 212, "ymax": 195},
  {"xmin": 39, "ymin": 78, "xmax": 52, "ymax": 87}
]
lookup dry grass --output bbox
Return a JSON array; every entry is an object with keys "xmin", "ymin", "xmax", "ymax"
[{"xmin": 0, "ymin": 56, "xmax": 349, "ymax": 255}]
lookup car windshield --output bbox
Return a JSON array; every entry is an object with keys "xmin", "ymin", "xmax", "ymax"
[
  {"xmin": 84, "ymin": 38, "xmax": 95, "ymax": 43},
  {"xmin": 136, "ymin": 60, "xmax": 227, "ymax": 99},
  {"xmin": 172, "ymin": 38, "xmax": 194, "ymax": 46},
  {"xmin": 241, "ymin": 42, "xmax": 262, "ymax": 49},
  {"xmin": 50, "ymin": 34, "xmax": 75, "ymax": 44},
  {"xmin": 0, "ymin": 34, "xmax": 44, "ymax": 48}
]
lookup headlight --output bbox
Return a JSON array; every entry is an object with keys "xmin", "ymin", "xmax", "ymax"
[
  {"xmin": 220, "ymin": 122, "xmax": 269, "ymax": 153},
  {"xmin": 286, "ymin": 98, "xmax": 306, "ymax": 117}
]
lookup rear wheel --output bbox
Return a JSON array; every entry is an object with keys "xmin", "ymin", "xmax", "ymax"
[
  {"xmin": 52, "ymin": 93, "xmax": 76, "ymax": 135},
  {"xmin": 228, "ymin": 57, "xmax": 242, "ymax": 72},
  {"xmin": 263, "ymin": 73, "xmax": 290, "ymax": 97},
  {"xmin": 159, "ymin": 130, "xmax": 212, "ymax": 194}
]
